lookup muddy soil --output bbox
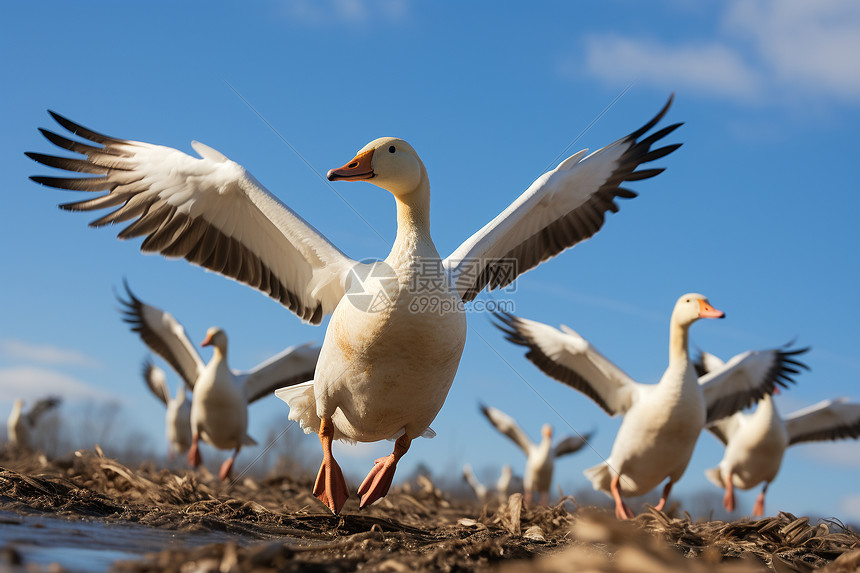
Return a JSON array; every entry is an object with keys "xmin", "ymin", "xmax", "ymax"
[{"xmin": 1, "ymin": 448, "xmax": 858, "ymax": 572}]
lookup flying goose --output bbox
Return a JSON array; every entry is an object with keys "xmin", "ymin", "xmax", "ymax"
[
  {"xmin": 142, "ymin": 358, "xmax": 192, "ymax": 458},
  {"xmin": 698, "ymin": 352, "xmax": 860, "ymax": 516},
  {"xmin": 29, "ymin": 97, "xmax": 680, "ymax": 513},
  {"xmin": 480, "ymin": 404, "xmax": 592, "ymax": 504},
  {"xmin": 117, "ymin": 283, "xmax": 320, "ymax": 479},
  {"xmin": 494, "ymin": 294, "xmax": 809, "ymax": 518},
  {"xmin": 6, "ymin": 397, "xmax": 61, "ymax": 451}
]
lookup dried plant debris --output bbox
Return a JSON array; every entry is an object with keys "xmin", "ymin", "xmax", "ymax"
[{"xmin": 0, "ymin": 449, "xmax": 858, "ymax": 572}]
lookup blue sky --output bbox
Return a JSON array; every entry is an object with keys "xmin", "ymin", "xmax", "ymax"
[{"xmin": 2, "ymin": 1, "xmax": 859, "ymax": 520}]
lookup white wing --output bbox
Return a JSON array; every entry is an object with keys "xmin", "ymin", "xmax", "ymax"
[
  {"xmin": 494, "ymin": 312, "xmax": 643, "ymax": 416},
  {"xmin": 118, "ymin": 281, "xmax": 204, "ymax": 390},
  {"xmin": 693, "ymin": 350, "xmax": 726, "ymax": 378},
  {"xmin": 29, "ymin": 113, "xmax": 356, "ymax": 324},
  {"xmin": 142, "ymin": 358, "xmax": 171, "ymax": 406},
  {"xmin": 443, "ymin": 97, "xmax": 680, "ymax": 302},
  {"xmin": 785, "ymin": 398, "xmax": 860, "ymax": 445},
  {"xmin": 698, "ymin": 346, "xmax": 809, "ymax": 423},
  {"xmin": 480, "ymin": 404, "xmax": 534, "ymax": 454},
  {"xmin": 239, "ymin": 343, "xmax": 321, "ymax": 404}
]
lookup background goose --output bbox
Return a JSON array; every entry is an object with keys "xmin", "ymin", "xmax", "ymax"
[
  {"xmin": 480, "ymin": 404, "xmax": 591, "ymax": 504},
  {"xmin": 494, "ymin": 294, "xmax": 809, "ymax": 518},
  {"xmin": 6, "ymin": 397, "xmax": 61, "ymax": 451},
  {"xmin": 699, "ymin": 352, "xmax": 860, "ymax": 516},
  {"xmin": 142, "ymin": 358, "xmax": 192, "ymax": 459},
  {"xmin": 117, "ymin": 283, "xmax": 320, "ymax": 480},
  {"xmin": 29, "ymin": 98, "xmax": 680, "ymax": 514},
  {"xmin": 462, "ymin": 463, "xmax": 515, "ymax": 505}
]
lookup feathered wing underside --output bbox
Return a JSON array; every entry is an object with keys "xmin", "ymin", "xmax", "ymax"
[
  {"xmin": 705, "ymin": 410, "xmax": 744, "ymax": 446},
  {"xmin": 493, "ymin": 312, "xmax": 641, "ymax": 415},
  {"xmin": 693, "ymin": 350, "xmax": 726, "ymax": 378},
  {"xmin": 117, "ymin": 282, "xmax": 204, "ymax": 390},
  {"xmin": 553, "ymin": 431, "xmax": 593, "ymax": 458},
  {"xmin": 480, "ymin": 404, "xmax": 533, "ymax": 454},
  {"xmin": 785, "ymin": 398, "xmax": 860, "ymax": 445},
  {"xmin": 142, "ymin": 358, "xmax": 171, "ymax": 405},
  {"xmin": 443, "ymin": 96, "xmax": 681, "ymax": 302},
  {"xmin": 28, "ymin": 112, "xmax": 356, "ymax": 324},
  {"xmin": 699, "ymin": 345, "xmax": 809, "ymax": 424},
  {"xmin": 26, "ymin": 397, "xmax": 61, "ymax": 426},
  {"xmin": 241, "ymin": 343, "xmax": 321, "ymax": 404}
]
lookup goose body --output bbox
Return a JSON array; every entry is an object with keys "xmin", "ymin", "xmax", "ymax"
[
  {"xmin": 495, "ymin": 294, "xmax": 809, "ymax": 518},
  {"xmin": 480, "ymin": 404, "xmax": 591, "ymax": 504},
  {"xmin": 119, "ymin": 284, "xmax": 319, "ymax": 479},
  {"xmin": 700, "ymin": 351, "xmax": 860, "ymax": 515},
  {"xmin": 30, "ymin": 98, "xmax": 681, "ymax": 513},
  {"xmin": 6, "ymin": 397, "xmax": 61, "ymax": 451},
  {"xmin": 143, "ymin": 360, "xmax": 192, "ymax": 456}
]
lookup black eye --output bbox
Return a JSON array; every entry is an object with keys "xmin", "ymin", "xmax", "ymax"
[{"xmin": 388, "ymin": 146, "xmax": 396, "ymax": 153}]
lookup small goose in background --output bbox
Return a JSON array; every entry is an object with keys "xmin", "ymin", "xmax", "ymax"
[
  {"xmin": 698, "ymin": 352, "xmax": 860, "ymax": 516},
  {"xmin": 142, "ymin": 358, "xmax": 192, "ymax": 458},
  {"xmin": 480, "ymin": 404, "xmax": 592, "ymax": 504},
  {"xmin": 118, "ymin": 283, "xmax": 320, "ymax": 480},
  {"xmin": 6, "ymin": 397, "xmax": 61, "ymax": 451},
  {"xmin": 29, "ymin": 98, "xmax": 680, "ymax": 513},
  {"xmin": 494, "ymin": 294, "xmax": 809, "ymax": 518},
  {"xmin": 462, "ymin": 463, "xmax": 515, "ymax": 505}
]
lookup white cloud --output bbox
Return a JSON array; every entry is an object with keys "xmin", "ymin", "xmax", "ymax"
[
  {"xmin": 794, "ymin": 440, "xmax": 860, "ymax": 468},
  {"xmin": 280, "ymin": 0, "xmax": 408, "ymax": 28},
  {"xmin": 1, "ymin": 339, "xmax": 100, "ymax": 368},
  {"xmin": 578, "ymin": 0, "xmax": 860, "ymax": 104},
  {"xmin": 582, "ymin": 35, "xmax": 762, "ymax": 101},
  {"xmin": 0, "ymin": 366, "xmax": 115, "ymax": 403},
  {"xmin": 838, "ymin": 494, "xmax": 860, "ymax": 522}
]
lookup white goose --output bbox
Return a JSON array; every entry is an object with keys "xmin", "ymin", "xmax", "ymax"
[
  {"xmin": 699, "ymin": 353, "xmax": 860, "ymax": 516},
  {"xmin": 481, "ymin": 404, "xmax": 591, "ymax": 504},
  {"xmin": 29, "ymin": 97, "xmax": 680, "ymax": 514},
  {"xmin": 142, "ymin": 358, "xmax": 192, "ymax": 458},
  {"xmin": 462, "ymin": 463, "xmax": 515, "ymax": 505},
  {"xmin": 494, "ymin": 294, "xmax": 809, "ymax": 518},
  {"xmin": 6, "ymin": 397, "xmax": 61, "ymax": 451},
  {"xmin": 117, "ymin": 283, "xmax": 320, "ymax": 480}
]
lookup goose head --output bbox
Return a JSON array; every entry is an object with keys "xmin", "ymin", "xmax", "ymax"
[
  {"xmin": 671, "ymin": 293, "xmax": 725, "ymax": 328},
  {"xmin": 327, "ymin": 137, "xmax": 428, "ymax": 199},
  {"xmin": 541, "ymin": 424, "xmax": 553, "ymax": 446},
  {"xmin": 200, "ymin": 327, "xmax": 228, "ymax": 355}
]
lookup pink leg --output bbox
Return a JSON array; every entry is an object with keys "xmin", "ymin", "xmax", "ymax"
[
  {"xmin": 219, "ymin": 447, "xmax": 240, "ymax": 481},
  {"xmin": 752, "ymin": 482, "xmax": 769, "ymax": 517},
  {"xmin": 357, "ymin": 434, "xmax": 411, "ymax": 509},
  {"xmin": 723, "ymin": 472, "xmax": 735, "ymax": 513},
  {"xmin": 314, "ymin": 418, "xmax": 350, "ymax": 515},
  {"xmin": 188, "ymin": 434, "xmax": 202, "ymax": 467},
  {"xmin": 654, "ymin": 479, "xmax": 673, "ymax": 511},
  {"xmin": 524, "ymin": 489, "xmax": 533, "ymax": 506},
  {"xmin": 611, "ymin": 473, "xmax": 635, "ymax": 519}
]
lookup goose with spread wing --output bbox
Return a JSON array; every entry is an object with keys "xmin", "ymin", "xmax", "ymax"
[
  {"xmin": 117, "ymin": 283, "xmax": 320, "ymax": 480},
  {"xmin": 462, "ymin": 463, "xmax": 515, "ymax": 505},
  {"xmin": 7, "ymin": 397, "xmax": 61, "ymax": 451},
  {"xmin": 142, "ymin": 358, "xmax": 192, "ymax": 458},
  {"xmin": 29, "ymin": 97, "xmax": 679, "ymax": 513},
  {"xmin": 480, "ymin": 404, "xmax": 592, "ymax": 504},
  {"xmin": 699, "ymin": 353, "xmax": 860, "ymax": 516},
  {"xmin": 494, "ymin": 294, "xmax": 809, "ymax": 518}
]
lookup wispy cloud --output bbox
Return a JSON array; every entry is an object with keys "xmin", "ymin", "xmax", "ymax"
[
  {"xmin": 1, "ymin": 339, "xmax": 100, "ymax": 368},
  {"xmin": 838, "ymin": 494, "xmax": 860, "ymax": 522},
  {"xmin": 794, "ymin": 440, "xmax": 860, "ymax": 468},
  {"xmin": 279, "ymin": 0, "xmax": 408, "ymax": 28},
  {"xmin": 574, "ymin": 0, "xmax": 860, "ymax": 105},
  {"xmin": 0, "ymin": 366, "xmax": 114, "ymax": 402}
]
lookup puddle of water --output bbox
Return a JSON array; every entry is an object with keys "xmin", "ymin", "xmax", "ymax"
[{"xmin": 0, "ymin": 510, "xmax": 252, "ymax": 572}]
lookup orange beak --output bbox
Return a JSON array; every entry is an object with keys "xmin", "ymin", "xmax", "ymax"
[
  {"xmin": 200, "ymin": 333, "xmax": 213, "ymax": 347},
  {"xmin": 698, "ymin": 299, "xmax": 726, "ymax": 319},
  {"xmin": 327, "ymin": 148, "xmax": 375, "ymax": 181}
]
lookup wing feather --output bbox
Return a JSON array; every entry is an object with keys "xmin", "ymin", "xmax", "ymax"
[
  {"xmin": 142, "ymin": 358, "xmax": 171, "ymax": 406},
  {"xmin": 493, "ymin": 312, "xmax": 641, "ymax": 415},
  {"xmin": 785, "ymin": 398, "xmax": 860, "ymax": 445},
  {"xmin": 480, "ymin": 404, "xmax": 533, "ymax": 454},
  {"xmin": 241, "ymin": 343, "xmax": 321, "ymax": 404},
  {"xmin": 30, "ymin": 114, "xmax": 356, "ymax": 324},
  {"xmin": 553, "ymin": 431, "xmax": 593, "ymax": 458},
  {"xmin": 117, "ymin": 281, "xmax": 204, "ymax": 390},
  {"xmin": 699, "ymin": 345, "xmax": 809, "ymax": 423},
  {"xmin": 444, "ymin": 96, "xmax": 681, "ymax": 302}
]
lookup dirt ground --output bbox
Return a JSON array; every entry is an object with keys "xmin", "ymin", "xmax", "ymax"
[{"xmin": 1, "ymin": 448, "xmax": 858, "ymax": 572}]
